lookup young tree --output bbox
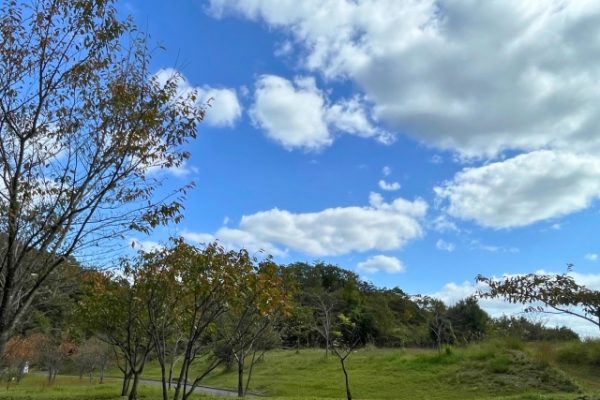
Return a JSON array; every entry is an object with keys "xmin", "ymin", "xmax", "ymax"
[
  {"xmin": 217, "ymin": 259, "xmax": 291, "ymax": 398},
  {"xmin": 35, "ymin": 332, "xmax": 76, "ymax": 383},
  {"xmin": 138, "ymin": 240, "xmax": 247, "ymax": 400},
  {"xmin": 2, "ymin": 333, "xmax": 43, "ymax": 384},
  {"xmin": 0, "ymin": 0, "xmax": 201, "ymax": 355},
  {"xmin": 331, "ymin": 313, "xmax": 362, "ymax": 400},
  {"xmin": 79, "ymin": 268, "xmax": 153, "ymax": 400},
  {"xmin": 72, "ymin": 337, "xmax": 112, "ymax": 383},
  {"xmin": 477, "ymin": 269, "xmax": 600, "ymax": 332},
  {"xmin": 311, "ymin": 292, "xmax": 336, "ymax": 357},
  {"xmin": 415, "ymin": 296, "xmax": 455, "ymax": 352}
]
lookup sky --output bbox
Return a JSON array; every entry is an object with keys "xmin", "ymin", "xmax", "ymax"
[{"xmin": 120, "ymin": 0, "xmax": 600, "ymax": 337}]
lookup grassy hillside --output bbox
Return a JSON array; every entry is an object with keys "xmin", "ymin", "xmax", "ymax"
[
  {"xmin": 1, "ymin": 339, "xmax": 598, "ymax": 400},
  {"xmin": 194, "ymin": 340, "xmax": 581, "ymax": 399}
]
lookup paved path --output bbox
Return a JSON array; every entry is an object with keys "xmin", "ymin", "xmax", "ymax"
[
  {"xmin": 37, "ymin": 372, "xmax": 251, "ymax": 398},
  {"xmin": 138, "ymin": 378, "xmax": 243, "ymax": 398}
]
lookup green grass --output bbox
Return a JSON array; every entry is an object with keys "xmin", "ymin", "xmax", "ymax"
[
  {"xmin": 136, "ymin": 339, "xmax": 592, "ymax": 399},
  {"xmin": 3, "ymin": 340, "xmax": 600, "ymax": 400},
  {"xmin": 0, "ymin": 375, "xmax": 159, "ymax": 400}
]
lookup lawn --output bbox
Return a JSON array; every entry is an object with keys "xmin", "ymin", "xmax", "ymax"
[{"xmin": 1, "ymin": 340, "xmax": 598, "ymax": 400}]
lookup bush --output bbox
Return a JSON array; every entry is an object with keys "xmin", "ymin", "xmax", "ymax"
[{"xmin": 557, "ymin": 340, "xmax": 600, "ymax": 367}]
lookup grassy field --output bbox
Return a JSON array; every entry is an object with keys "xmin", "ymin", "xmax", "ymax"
[{"xmin": 0, "ymin": 339, "xmax": 598, "ymax": 400}]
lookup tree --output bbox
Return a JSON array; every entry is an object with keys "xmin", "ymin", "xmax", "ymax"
[
  {"xmin": 331, "ymin": 313, "xmax": 362, "ymax": 400},
  {"xmin": 0, "ymin": 0, "xmax": 201, "ymax": 355},
  {"xmin": 72, "ymin": 337, "xmax": 112, "ymax": 383},
  {"xmin": 35, "ymin": 332, "xmax": 76, "ymax": 383},
  {"xmin": 2, "ymin": 333, "xmax": 43, "ymax": 385},
  {"xmin": 311, "ymin": 292, "xmax": 336, "ymax": 357},
  {"xmin": 446, "ymin": 297, "xmax": 490, "ymax": 344},
  {"xmin": 138, "ymin": 240, "xmax": 249, "ymax": 400},
  {"xmin": 217, "ymin": 258, "xmax": 291, "ymax": 398},
  {"xmin": 415, "ymin": 296, "xmax": 455, "ymax": 352},
  {"xmin": 477, "ymin": 269, "xmax": 600, "ymax": 332},
  {"xmin": 79, "ymin": 268, "xmax": 153, "ymax": 400}
]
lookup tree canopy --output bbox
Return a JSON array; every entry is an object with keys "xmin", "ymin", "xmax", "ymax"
[
  {"xmin": 477, "ymin": 270, "xmax": 600, "ymax": 332},
  {"xmin": 0, "ymin": 0, "xmax": 201, "ymax": 354}
]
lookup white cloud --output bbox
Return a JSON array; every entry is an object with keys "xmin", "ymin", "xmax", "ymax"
[
  {"xmin": 128, "ymin": 238, "xmax": 164, "ymax": 252},
  {"xmin": 469, "ymin": 240, "xmax": 519, "ymax": 254},
  {"xmin": 184, "ymin": 192, "xmax": 427, "ymax": 256},
  {"xmin": 585, "ymin": 253, "xmax": 598, "ymax": 261},
  {"xmin": 154, "ymin": 68, "xmax": 242, "ymax": 128},
  {"xmin": 430, "ymin": 215, "xmax": 459, "ymax": 233},
  {"xmin": 183, "ymin": 229, "xmax": 285, "ymax": 257},
  {"xmin": 435, "ymin": 151, "xmax": 600, "ymax": 228},
  {"xmin": 146, "ymin": 160, "xmax": 199, "ymax": 178},
  {"xmin": 201, "ymin": 87, "xmax": 243, "ymax": 127},
  {"xmin": 357, "ymin": 255, "xmax": 404, "ymax": 274},
  {"xmin": 378, "ymin": 179, "xmax": 401, "ymax": 192},
  {"xmin": 250, "ymin": 75, "xmax": 390, "ymax": 151},
  {"xmin": 208, "ymin": 0, "xmax": 600, "ymax": 158},
  {"xmin": 250, "ymin": 75, "xmax": 330, "ymax": 150},
  {"xmin": 382, "ymin": 166, "xmax": 392, "ymax": 176},
  {"xmin": 435, "ymin": 239, "xmax": 455, "ymax": 252}
]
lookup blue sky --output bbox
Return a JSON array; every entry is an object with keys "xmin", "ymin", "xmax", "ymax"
[{"xmin": 122, "ymin": 1, "xmax": 600, "ymax": 335}]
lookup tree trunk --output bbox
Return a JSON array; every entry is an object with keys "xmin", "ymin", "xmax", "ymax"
[
  {"xmin": 121, "ymin": 371, "xmax": 132, "ymax": 397},
  {"xmin": 173, "ymin": 353, "xmax": 191, "ymax": 400},
  {"xmin": 128, "ymin": 373, "xmax": 140, "ymax": 400},
  {"xmin": 168, "ymin": 360, "xmax": 174, "ymax": 390},
  {"xmin": 237, "ymin": 356, "xmax": 244, "ymax": 397},
  {"xmin": 159, "ymin": 362, "xmax": 168, "ymax": 400},
  {"xmin": 340, "ymin": 358, "xmax": 352, "ymax": 400}
]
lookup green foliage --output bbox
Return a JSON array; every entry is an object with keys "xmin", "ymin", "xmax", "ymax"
[
  {"xmin": 447, "ymin": 298, "xmax": 490, "ymax": 344},
  {"xmin": 556, "ymin": 340, "xmax": 600, "ymax": 367},
  {"xmin": 0, "ymin": 0, "xmax": 201, "ymax": 356},
  {"xmin": 490, "ymin": 316, "xmax": 579, "ymax": 342}
]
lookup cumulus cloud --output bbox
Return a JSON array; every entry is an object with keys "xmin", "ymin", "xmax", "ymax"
[
  {"xmin": 184, "ymin": 192, "xmax": 427, "ymax": 256},
  {"xmin": 378, "ymin": 179, "xmax": 401, "ymax": 192},
  {"xmin": 154, "ymin": 68, "xmax": 242, "ymax": 128},
  {"xmin": 250, "ymin": 75, "xmax": 390, "ymax": 151},
  {"xmin": 357, "ymin": 255, "xmax": 404, "ymax": 274},
  {"xmin": 585, "ymin": 253, "xmax": 598, "ymax": 261},
  {"xmin": 435, "ymin": 151, "xmax": 600, "ymax": 228},
  {"xmin": 208, "ymin": 0, "xmax": 600, "ymax": 158},
  {"xmin": 207, "ymin": 1, "xmax": 600, "ymax": 226},
  {"xmin": 436, "ymin": 239, "xmax": 455, "ymax": 252},
  {"xmin": 382, "ymin": 166, "xmax": 392, "ymax": 176}
]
